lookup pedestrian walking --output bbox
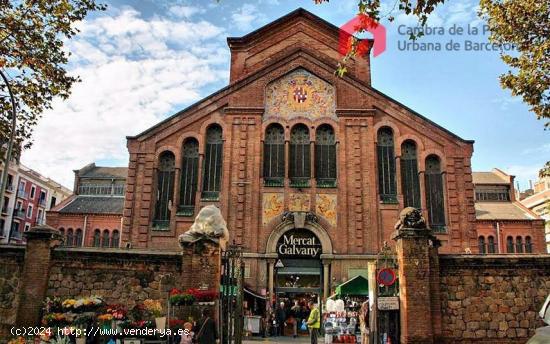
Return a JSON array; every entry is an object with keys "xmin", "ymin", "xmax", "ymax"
[{"xmin": 194, "ymin": 309, "xmax": 218, "ymax": 344}]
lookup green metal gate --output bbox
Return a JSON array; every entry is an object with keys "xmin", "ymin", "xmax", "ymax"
[{"xmin": 220, "ymin": 244, "xmax": 244, "ymax": 344}]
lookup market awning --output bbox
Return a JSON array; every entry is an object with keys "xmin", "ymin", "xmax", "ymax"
[
  {"xmin": 277, "ymin": 267, "xmax": 320, "ymax": 275},
  {"xmin": 335, "ymin": 275, "xmax": 369, "ymax": 296},
  {"xmin": 245, "ymin": 287, "xmax": 266, "ymax": 300}
]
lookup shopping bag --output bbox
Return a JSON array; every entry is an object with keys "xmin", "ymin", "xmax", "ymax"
[{"xmin": 300, "ymin": 320, "xmax": 308, "ymax": 331}]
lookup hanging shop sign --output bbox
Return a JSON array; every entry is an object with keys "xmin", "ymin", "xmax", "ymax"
[
  {"xmin": 377, "ymin": 296, "xmax": 400, "ymax": 311},
  {"xmin": 277, "ymin": 228, "xmax": 322, "ymax": 258},
  {"xmin": 377, "ymin": 268, "xmax": 397, "ymax": 286}
]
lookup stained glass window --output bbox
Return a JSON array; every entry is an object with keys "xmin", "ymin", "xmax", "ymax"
[
  {"xmin": 377, "ymin": 128, "xmax": 397, "ymax": 203},
  {"xmin": 315, "ymin": 125, "xmax": 336, "ymax": 187}
]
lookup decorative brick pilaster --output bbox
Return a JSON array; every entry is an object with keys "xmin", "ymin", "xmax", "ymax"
[
  {"xmin": 392, "ymin": 227, "xmax": 440, "ymax": 344},
  {"xmin": 16, "ymin": 225, "xmax": 62, "ymax": 326}
]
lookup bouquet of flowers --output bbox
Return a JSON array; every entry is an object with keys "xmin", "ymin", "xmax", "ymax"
[
  {"xmin": 143, "ymin": 299, "xmax": 163, "ymax": 318},
  {"xmin": 97, "ymin": 314, "xmax": 114, "ymax": 322},
  {"xmin": 43, "ymin": 297, "xmax": 63, "ymax": 313},
  {"xmin": 121, "ymin": 320, "xmax": 154, "ymax": 329},
  {"xmin": 187, "ymin": 288, "xmax": 217, "ymax": 302},
  {"xmin": 106, "ymin": 304, "xmax": 128, "ymax": 320},
  {"xmin": 169, "ymin": 289, "xmax": 195, "ymax": 306},
  {"xmin": 169, "ymin": 319, "xmax": 186, "ymax": 330},
  {"xmin": 62, "ymin": 296, "xmax": 104, "ymax": 313},
  {"xmin": 42, "ymin": 313, "xmax": 68, "ymax": 327},
  {"xmin": 7, "ymin": 337, "xmax": 25, "ymax": 344}
]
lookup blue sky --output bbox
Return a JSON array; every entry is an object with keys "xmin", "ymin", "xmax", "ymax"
[{"xmin": 23, "ymin": 0, "xmax": 548, "ymax": 190}]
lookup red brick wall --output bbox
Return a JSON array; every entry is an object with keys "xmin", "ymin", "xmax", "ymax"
[
  {"xmin": 46, "ymin": 211, "xmax": 122, "ymax": 247},
  {"xmin": 122, "ymin": 13, "xmax": 477, "ymax": 256},
  {"xmin": 476, "ymin": 220, "xmax": 546, "ymax": 254}
]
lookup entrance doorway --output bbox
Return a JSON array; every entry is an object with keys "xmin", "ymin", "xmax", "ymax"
[{"xmin": 271, "ymin": 228, "xmax": 323, "ymax": 337}]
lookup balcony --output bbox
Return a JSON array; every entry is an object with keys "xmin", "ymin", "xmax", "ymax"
[
  {"xmin": 17, "ymin": 189, "xmax": 28, "ymax": 199},
  {"xmin": 13, "ymin": 208, "xmax": 25, "ymax": 218},
  {"xmin": 2, "ymin": 183, "xmax": 14, "ymax": 193},
  {"xmin": 1, "ymin": 206, "xmax": 11, "ymax": 215},
  {"xmin": 38, "ymin": 199, "xmax": 47, "ymax": 208}
]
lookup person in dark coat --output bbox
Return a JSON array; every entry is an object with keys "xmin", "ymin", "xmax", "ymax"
[
  {"xmin": 194, "ymin": 308, "xmax": 218, "ymax": 344},
  {"xmin": 275, "ymin": 302, "xmax": 287, "ymax": 336}
]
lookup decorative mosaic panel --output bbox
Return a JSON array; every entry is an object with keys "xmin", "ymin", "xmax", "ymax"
[
  {"xmin": 265, "ymin": 69, "xmax": 336, "ymax": 120},
  {"xmin": 263, "ymin": 193, "xmax": 284, "ymax": 226},
  {"xmin": 288, "ymin": 193, "xmax": 311, "ymax": 212},
  {"xmin": 316, "ymin": 194, "xmax": 337, "ymax": 226}
]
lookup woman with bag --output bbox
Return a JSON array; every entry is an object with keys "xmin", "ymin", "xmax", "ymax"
[{"xmin": 194, "ymin": 309, "xmax": 218, "ymax": 344}]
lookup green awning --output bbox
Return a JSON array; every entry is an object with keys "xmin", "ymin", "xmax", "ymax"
[{"xmin": 335, "ymin": 275, "xmax": 369, "ymax": 296}]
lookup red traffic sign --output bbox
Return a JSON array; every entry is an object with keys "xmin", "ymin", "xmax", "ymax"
[{"xmin": 377, "ymin": 268, "xmax": 397, "ymax": 286}]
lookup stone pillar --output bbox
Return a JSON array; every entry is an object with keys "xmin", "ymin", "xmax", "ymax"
[
  {"xmin": 180, "ymin": 242, "xmax": 221, "ymax": 291},
  {"xmin": 392, "ymin": 227, "xmax": 440, "ymax": 344},
  {"xmin": 322, "ymin": 260, "xmax": 330, "ymax": 301},
  {"xmin": 16, "ymin": 225, "xmax": 62, "ymax": 326},
  {"xmin": 267, "ymin": 260, "xmax": 275, "ymax": 309}
]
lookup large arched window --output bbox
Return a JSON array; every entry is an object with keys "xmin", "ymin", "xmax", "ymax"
[
  {"xmin": 153, "ymin": 151, "xmax": 175, "ymax": 228},
  {"xmin": 66, "ymin": 228, "xmax": 74, "ymax": 247},
  {"xmin": 289, "ymin": 124, "xmax": 311, "ymax": 187},
  {"xmin": 478, "ymin": 236, "xmax": 486, "ymax": 254},
  {"xmin": 102, "ymin": 230, "xmax": 110, "ymax": 248},
  {"xmin": 315, "ymin": 124, "xmax": 337, "ymax": 187},
  {"xmin": 488, "ymin": 236, "xmax": 496, "ymax": 253},
  {"xmin": 425, "ymin": 155, "xmax": 446, "ymax": 231},
  {"xmin": 263, "ymin": 124, "xmax": 285, "ymax": 186},
  {"xmin": 58, "ymin": 228, "xmax": 65, "ymax": 246},
  {"xmin": 75, "ymin": 228, "xmax": 83, "ymax": 247},
  {"xmin": 202, "ymin": 125, "xmax": 223, "ymax": 200},
  {"xmin": 111, "ymin": 230, "xmax": 120, "ymax": 248},
  {"xmin": 506, "ymin": 236, "xmax": 514, "ymax": 253},
  {"xmin": 516, "ymin": 236, "xmax": 524, "ymax": 253},
  {"xmin": 377, "ymin": 127, "xmax": 397, "ymax": 203},
  {"xmin": 93, "ymin": 229, "xmax": 101, "ymax": 247},
  {"xmin": 179, "ymin": 138, "xmax": 199, "ymax": 216},
  {"xmin": 400, "ymin": 140, "xmax": 421, "ymax": 208},
  {"xmin": 525, "ymin": 236, "xmax": 533, "ymax": 253}
]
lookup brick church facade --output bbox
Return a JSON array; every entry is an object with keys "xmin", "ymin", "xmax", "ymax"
[{"xmin": 120, "ymin": 9, "xmax": 543, "ymax": 299}]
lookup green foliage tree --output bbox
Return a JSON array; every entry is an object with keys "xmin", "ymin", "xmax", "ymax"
[
  {"xmin": 0, "ymin": 0, "xmax": 106, "ymax": 153},
  {"xmin": 315, "ymin": 0, "xmax": 549, "ymax": 127}
]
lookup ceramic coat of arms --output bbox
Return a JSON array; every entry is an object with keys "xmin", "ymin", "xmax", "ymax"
[{"xmin": 265, "ymin": 69, "xmax": 336, "ymax": 120}]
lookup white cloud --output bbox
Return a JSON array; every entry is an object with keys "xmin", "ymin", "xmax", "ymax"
[
  {"xmin": 22, "ymin": 7, "xmax": 229, "ymax": 187},
  {"xmin": 231, "ymin": 4, "xmax": 266, "ymax": 31},
  {"xmin": 168, "ymin": 5, "xmax": 204, "ymax": 18}
]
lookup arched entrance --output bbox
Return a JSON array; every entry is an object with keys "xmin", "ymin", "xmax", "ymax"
[{"xmin": 265, "ymin": 213, "xmax": 333, "ymax": 318}]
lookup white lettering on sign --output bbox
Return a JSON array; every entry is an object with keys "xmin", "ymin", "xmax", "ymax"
[
  {"xmin": 277, "ymin": 234, "xmax": 321, "ymax": 257},
  {"xmin": 378, "ymin": 296, "xmax": 400, "ymax": 311}
]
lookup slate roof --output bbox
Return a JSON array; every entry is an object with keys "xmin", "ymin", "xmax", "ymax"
[
  {"xmin": 472, "ymin": 172, "xmax": 509, "ymax": 185},
  {"xmin": 475, "ymin": 202, "xmax": 537, "ymax": 221},
  {"xmin": 58, "ymin": 196, "xmax": 124, "ymax": 215},
  {"xmin": 80, "ymin": 166, "xmax": 127, "ymax": 179}
]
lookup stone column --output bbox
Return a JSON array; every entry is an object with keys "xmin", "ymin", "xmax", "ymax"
[
  {"xmin": 322, "ymin": 260, "xmax": 330, "ymax": 301},
  {"xmin": 267, "ymin": 260, "xmax": 275, "ymax": 309},
  {"xmin": 16, "ymin": 225, "xmax": 62, "ymax": 326},
  {"xmin": 392, "ymin": 227, "xmax": 440, "ymax": 344}
]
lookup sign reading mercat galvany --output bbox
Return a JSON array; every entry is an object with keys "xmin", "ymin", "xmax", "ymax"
[{"xmin": 277, "ymin": 229, "xmax": 322, "ymax": 258}]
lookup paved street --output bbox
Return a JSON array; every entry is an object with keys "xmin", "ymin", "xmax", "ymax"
[{"xmin": 243, "ymin": 336, "xmax": 311, "ymax": 344}]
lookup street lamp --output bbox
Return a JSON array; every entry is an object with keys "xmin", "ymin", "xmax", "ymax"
[{"xmin": 0, "ymin": 69, "xmax": 17, "ymax": 243}]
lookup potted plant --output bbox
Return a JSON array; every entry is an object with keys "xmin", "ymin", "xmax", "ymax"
[{"xmin": 144, "ymin": 299, "xmax": 165, "ymax": 330}]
